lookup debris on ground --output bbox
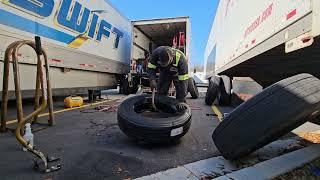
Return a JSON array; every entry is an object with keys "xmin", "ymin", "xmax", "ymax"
[
  {"xmin": 200, "ymin": 174, "xmax": 216, "ymax": 179},
  {"xmin": 189, "ymin": 105, "xmax": 202, "ymax": 110},
  {"xmin": 310, "ymin": 167, "xmax": 320, "ymax": 176},
  {"xmin": 297, "ymin": 132, "xmax": 320, "ymax": 143},
  {"xmin": 85, "ymin": 118, "xmax": 118, "ymax": 136},
  {"xmin": 115, "ymin": 165, "xmax": 132, "ymax": 180},
  {"xmin": 206, "ymin": 113, "xmax": 217, "ymax": 117},
  {"xmin": 81, "ymin": 104, "xmax": 119, "ymax": 113},
  {"xmin": 95, "ymin": 104, "xmax": 119, "ymax": 112}
]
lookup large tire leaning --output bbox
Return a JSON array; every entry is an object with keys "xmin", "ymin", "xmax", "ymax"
[
  {"xmin": 188, "ymin": 77, "xmax": 199, "ymax": 99},
  {"xmin": 212, "ymin": 74, "xmax": 320, "ymax": 160},
  {"xmin": 205, "ymin": 77, "xmax": 220, "ymax": 105},
  {"xmin": 118, "ymin": 94, "xmax": 192, "ymax": 144},
  {"xmin": 218, "ymin": 75, "xmax": 232, "ymax": 106}
]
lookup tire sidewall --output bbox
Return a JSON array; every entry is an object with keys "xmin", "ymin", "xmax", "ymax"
[{"xmin": 117, "ymin": 95, "xmax": 192, "ymax": 143}]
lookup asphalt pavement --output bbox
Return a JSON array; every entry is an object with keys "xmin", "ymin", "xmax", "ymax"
[{"xmin": 0, "ymin": 91, "xmax": 222, "ymax": 180}]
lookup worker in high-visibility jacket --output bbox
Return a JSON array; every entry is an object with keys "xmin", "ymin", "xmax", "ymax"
[{"xmin": 147, "ymin": 46, "xmax": 189, "ymax": 111}]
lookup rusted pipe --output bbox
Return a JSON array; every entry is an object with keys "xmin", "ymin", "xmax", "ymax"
[
  {"xmin": 1, "ymin": 42, "xmax": 20, "ymax": 132},
  {"xmin": 0, "ymin": 39, "xmax": 56, "ymax": 172}
]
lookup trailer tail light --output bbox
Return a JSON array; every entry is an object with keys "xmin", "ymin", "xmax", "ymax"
[
  {"xmin": 285, "ymin": 32, "xmax": 314, "ymax": 53},
  {"xmin": 301, "ymin": 36, "xmax": 312, "ymax": 43}
]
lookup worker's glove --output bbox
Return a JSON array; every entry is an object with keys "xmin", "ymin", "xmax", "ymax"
[
  {"xmin": 176, "ymin": 102, "xmax": 188, "ymax": 112},
  {"xmin": 150, "ymin": 79, "xmax": 157, "ymax": 91}
]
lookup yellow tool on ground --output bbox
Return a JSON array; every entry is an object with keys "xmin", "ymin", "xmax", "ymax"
[{"xmin": 64, "ymin": 96, "xmax": 84, "ymax": 108}]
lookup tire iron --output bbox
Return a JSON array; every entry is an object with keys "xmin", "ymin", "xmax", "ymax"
[{"xmin": 152, "ymin": 89, "xmax": 157, "ymax": 111}]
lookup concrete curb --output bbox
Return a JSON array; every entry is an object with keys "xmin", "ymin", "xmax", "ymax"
[
  {"xmin": 215, "ymin": 144, "xmax": 320, "ymax": 180},
  {"xmin": 135, "ymin": 138, "xmax": 313, "ymax": 180}
]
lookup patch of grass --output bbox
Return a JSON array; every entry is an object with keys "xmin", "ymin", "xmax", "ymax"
[{"xmin": 274, "ymin": 158, "xmax": 320, "ymax": 180}]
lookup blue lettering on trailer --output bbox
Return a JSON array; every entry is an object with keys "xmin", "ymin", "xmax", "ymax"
[
  {"xmin": 0, "ymin": 0, "xmax": 125, "ymax": 49},
  {"xmin": 5, "ymin": 0, "xmax": 54, "ymax": 17},
  {"xmin": 96, "ymin": 20, "xmax": 112, "ymax": 41},
  {"xmin": 112, "ymin": 27, "xmax": 124, "ymax": 49},
  {"xmin": 56, "ymin": 0, "xmax": 90, "ymax": 34},
  {"xmin": 88, "ymin": 14, "xmax": 99, "ymax": 39}
]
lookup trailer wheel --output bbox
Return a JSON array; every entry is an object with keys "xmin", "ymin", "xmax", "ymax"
[
  {"xmin": 121, "ymin": 78, "xmax": 138, "ymax": 95},
  {"xmin": 205, "ymin": 76, "xmax": 220, "ymax": 105},
  {"xmin": 212, "ymin": 74, "xmax": 320, "ymax": 160},
  {"xmin": 188, "ymin": 77, "xmax": 199, "ymax": 99},
  {"xmin": 218, "ymin": 75, "xmax": 231, "ymax": 106},
  {"xmin": 118, "ymin": 94, "xmax": 192, "ymax": 144}
]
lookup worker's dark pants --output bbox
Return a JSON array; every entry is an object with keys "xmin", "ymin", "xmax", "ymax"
[{"xmin": 157, "ymin": 74, "xmax": 188, "ymax": 103}]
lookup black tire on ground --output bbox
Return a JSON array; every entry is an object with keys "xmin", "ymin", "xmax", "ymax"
[
  {"xmin": 205, "ymin": 76, "xmax": 220, "ymax": 105},
  {"xmin": 117, "ymin": 94, "xmax": 192, "ymax": 143},
  {"xmin": 188, "ymin": 77, "xmax": 199, "ymax": 99},
  {"xmin": 212, "ymin": 74, "xmax": 320, "ymax": 160},
  {"xmin": 218, "ymin": 75, "xmax": 232, "ymax": 106},
  {"xmin": 121, "ymin": 78, "xmax": 138, "ymax": 95}
]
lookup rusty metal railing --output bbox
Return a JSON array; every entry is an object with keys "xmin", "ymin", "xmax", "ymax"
[{"xmin": 0, "ymin": 37, "xmax": 60, "ymax": 172}]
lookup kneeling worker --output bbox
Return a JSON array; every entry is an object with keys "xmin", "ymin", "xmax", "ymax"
[{"xmin": 147, "ymin": 46, "xmax": 189, "ymax": 111}]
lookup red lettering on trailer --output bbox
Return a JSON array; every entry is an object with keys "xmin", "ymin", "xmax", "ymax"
[
  {"xmin": 251, "ymin": 39, "xmax": 256, "ymax": 44},
  {"xmin": 79, "ymin": 64, "xmax": 96, "ymax": 68},
  {"xmin": 51, "ymin": 59, "xmax": 63, "ymax": 63},
  {"xmin": 244, "ymin": 3, "xmax": 273, "ymax": 38},
  {"xmin": 287, "ymin": 9, "xmax": 297, "ymax": 20}
]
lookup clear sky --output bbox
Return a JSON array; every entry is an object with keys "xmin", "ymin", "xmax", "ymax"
[{"xmin": 108, "ymin": 0, "xmax": 219, "ymax": 67}]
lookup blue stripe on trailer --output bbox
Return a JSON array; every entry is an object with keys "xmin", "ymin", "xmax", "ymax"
[{"xmin": 0, "ymin": 9, "xmax": 74, "ymax": 44}]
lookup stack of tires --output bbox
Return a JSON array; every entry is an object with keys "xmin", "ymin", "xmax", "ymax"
[
  {"xmin": 205, "ymin": 75, "xmax": 231, "ymax": 106},
  {"xmin": 188, "ymin": 77, "xmax": 199, "ymax": 99}
]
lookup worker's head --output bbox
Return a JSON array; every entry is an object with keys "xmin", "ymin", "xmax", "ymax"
[{"xmin": 156, "ymin": 46, "xmax": 174, "ymax": 67}]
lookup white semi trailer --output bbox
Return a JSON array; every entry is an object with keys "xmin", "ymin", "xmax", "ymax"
[
  {"xmin": 0, "ymin": 0, "xmax": 192, "ymax": 99},
  {"xmin": 0, "ymin": 0, "xmax": 132, "ymax": 99},
  {"xmin": 123, "ymin": 17, "xmax": 192, "ymax": 95},
  {"xmin": 204, "ymin": 0, "xmax": 320, "ymax": 105}
]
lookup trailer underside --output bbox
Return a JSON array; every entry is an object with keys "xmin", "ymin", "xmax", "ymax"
[
  {"xmin": 217, "ymin": 13, "xmax": 320, "ymax": 87},
  {"xmin": 221, "ymin": 37, "xmax": 320, "ymax": 87}
]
